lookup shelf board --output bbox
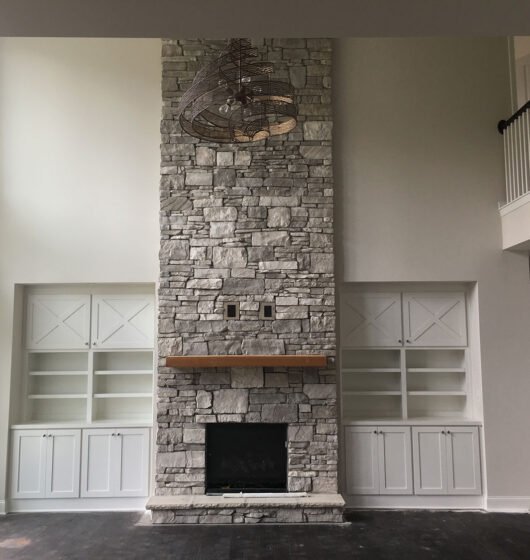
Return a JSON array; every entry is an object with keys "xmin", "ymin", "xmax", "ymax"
[
  {"xmin": 29, "ymin": 371, "xmax": 88, "ymax": 376},
  {"xmin": 93, "ymin": 393, "xmax": 152, "ymax": 399},
  {"xmin": 407, "ymin": 391, "xmax": 466, "ymax": 397},
  {"xmin": 342, "ymin": 368, "xmax": 400, "ymax": 374},
  {"xmin": 94, "ymin": 370, "xmax": 153, "ymax": 375},
  {"xmin": 166, "ymin": 355, "xmax": 327, "ymax": 368},
  {"xmin": 407, "ymin": 368, "xmax": 465, "ymax": 373},
  {"xmin": 343, "ymin": 390, "xmax": 402, "ymax": 396},
  {"xmin": 28, "ymin": 394, "xmax": 88, "ymax": 399}
]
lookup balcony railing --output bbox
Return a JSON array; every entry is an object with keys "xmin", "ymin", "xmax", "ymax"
[{"xmin": 498, "ymin": 101, "xmax": 530, "ymax": 207}]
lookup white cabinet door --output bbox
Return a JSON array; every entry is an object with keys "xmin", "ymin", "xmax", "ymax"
[
  {"xmin": 446, "ymin": 427, "xmax": 481, "ymax": 495},
  {"xmin": 344, "ymin": 427, "xmax": 379, "ymax": 494},
  {"xmin": 403, "ymin": 292, "xmax": 467, "ymax": 347},
  {"xmin": 114, "ymin": 429, "xmax": 150, "ymax": 497},
  {"xmin": 26, "ymin": 294, "xmax": 91, "ymax": 350},
  {"xmin": 378, "ymin": 427, "xmax": 413, "ymax": 495},
  {"xmin": 81, "ymin": 428, "xmax": 150, "ymax": 498},
  {"xmin": 91, "ymin": 295, "xmax": 155, "ymax": 349},
  {"xmin": 412, "ymin": 427, "xmax": 447, "ymax": 495},
  {"xmin": 81, "ymin": 429, "xmax": 114, "ymax": 497},
  {"xmin": 46, "ymin": 430, "xmax": 81, "ymax": 498},
  {"xmin": 342, "ymin": 293, "xmax": 402, "ymax": 347},
  {"xmin": 10, "ymin": 430, "xmax": 47, "ymax": 498}
]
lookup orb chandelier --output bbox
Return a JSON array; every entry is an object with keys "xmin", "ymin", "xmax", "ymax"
[{"xmin": 177, "ymin": 38, "xmax": 297, "ymax": 143}]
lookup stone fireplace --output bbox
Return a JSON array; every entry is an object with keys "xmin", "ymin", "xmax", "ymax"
[{"xmin": 149, "ymin": 38, "xmax": 344, "ymax": 523}]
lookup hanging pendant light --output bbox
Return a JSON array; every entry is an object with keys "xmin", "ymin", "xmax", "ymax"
[{"xmin": 177, "ymin": 38, "xmax": 297, "ymax": 143}]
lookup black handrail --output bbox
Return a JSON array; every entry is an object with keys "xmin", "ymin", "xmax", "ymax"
[{"xmin": 498, "ymin": 101, "xmax": 530, "ymax": 134}]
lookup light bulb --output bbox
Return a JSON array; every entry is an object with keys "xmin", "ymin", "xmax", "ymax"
[
  {"xmin": 219, "ymin": 103, "xmax": 230, "ymax": 114},
  {"xmin": 241, "ymin": 76, "xmax": 251, "ymax": 84}
]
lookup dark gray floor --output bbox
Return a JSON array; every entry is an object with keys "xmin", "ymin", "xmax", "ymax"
[{"xmin": 0, "ymin": 510, "xmax": 529, "ymax": 560}]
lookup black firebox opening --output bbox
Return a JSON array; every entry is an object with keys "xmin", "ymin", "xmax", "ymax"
[{"xmin": 206, "ymin": 423, "xmax": 287, "ymax": 494}]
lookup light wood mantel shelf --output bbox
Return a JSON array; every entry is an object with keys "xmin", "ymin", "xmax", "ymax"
[{"xmin": 165, "ymin": 355, "xmax": 328, "ymax": 368}]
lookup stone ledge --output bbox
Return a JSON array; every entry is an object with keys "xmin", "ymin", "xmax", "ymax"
[
  {"xmin": 147, "ymin": 493, "xmax": 345, "ymax": 510},
  {"xmin": 147, "ymin": 494, "xmax": 345, "ymax": 524}
]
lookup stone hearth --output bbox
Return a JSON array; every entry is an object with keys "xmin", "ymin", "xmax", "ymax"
[{"xmin": 151, "ymin": 38, "xmax": 342, "ymax": 524}]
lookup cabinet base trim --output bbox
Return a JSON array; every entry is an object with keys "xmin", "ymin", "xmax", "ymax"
[
  {"xmin": 0, "ymin": 500, "xmax": 5, "ymax": 515},
  {"xmin": 7, "ymin": 497, "xmax": 148, "ymax": 513},
  {"xmin": 487, "ymin": 496, "xmax": 530, "ymax": 513},
  {"xmin": 345, "ymin": 495, "xmax": 484, "ymax": 510}
]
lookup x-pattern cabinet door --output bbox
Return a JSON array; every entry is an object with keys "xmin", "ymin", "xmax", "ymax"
[
  {"xmin": 403, "ymin": 292, "xmax": 467, "ymax": 347},
  {"xmin": 341, "ymin": 293, "xmax": 403, "ymax": 347},
  {"xmin": 26, "ymin": 294, "xmax": 91, "ymax": 350},
  {"xmin": 91, "ymin": 295, "xmax": 155, "ymax": 349}
]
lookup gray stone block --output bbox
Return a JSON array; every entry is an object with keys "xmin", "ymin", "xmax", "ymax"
[
  {"xmin": 304, "ymin": 384, "xmax": 336, "ymax": 400},
  {"xmin": 204, "ymin": 207, "xmax": 237, "ymax": 221},
  {"xmin": 222, "ymin": 278, "xmax": 264, "ymax": 295},
  {"xmin": 213, "ymin": 389, "xmax": 249, "ymax": 414},
  {"xmin": 231, "ymin": 368, "xmax": 264, "ymax": 388},
  {"xmin": 267, "ymin": 207, "xmax": 291, "ymax": 227},
  {"xmin": 195, "ymin": 146, "xmax": 215, "ymax": 166},
  {"xmin": 196, "ymin": 390, "xmax": 212, "ymax": 408},
  {"xmin": 261, "ymin": 404, "xmax": 298, "ymax": 423},
  {"xmin": 213, "ymin": 246, "xmax": 247, "ymax": 267},
  {"xmin": 242, "ymin": 338, "xmax": 285, "ymax": 355},
  {"xmin": 251, "ymin": 231, "xmax": 290, "ymax": 246},
  {"xmin": 214, "ymin": 168, "xmax": 236, "ymax": 187}
]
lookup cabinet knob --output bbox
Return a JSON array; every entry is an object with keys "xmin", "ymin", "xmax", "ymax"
[
  {"xmin": 373, "ymin": 430, "xmax": 378, "ymax": 434},
  {"xmin": 112, "ymin": 433, "xmax": 116, "ymax": 436},
  {"xmin": 398, "ymin": 339, "xmax": 402, "ymax": 344},
  {"xmin": 84, "ymin": 342, "xmax": 89, "ymax": 346},
  {"xmin": 42, "ymin": 434, "xmax": 46, "ymax": 438},
  {"xmin": 117, "ymin": 433, "xmax": 121, "ymax": 436},
  {"xmin": 406, "ymin": 339, "xmax": 411, "ymax": 343},
  {"xmin": 447, "ymin": 430, "xmax": 451, "ymax": 434},
  {"xmin": 93, "ymin": 342, "xmax": 97, "ymax": 346},
  {"xmin": 441, "ymin": 430, "xmax": 446, "ymax": 435}
]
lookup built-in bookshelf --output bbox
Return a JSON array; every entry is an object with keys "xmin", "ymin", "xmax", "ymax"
[
  {"xmin": 18, "ymin": 289, "xmax": 155, "ymax": 425},
  {"xmin": 24, "ymin": 349, "xmax": 154, "ymax": 423},
  {"xmin": 341, "ymin": 347, "xmax": 470, "ymax": 421}
]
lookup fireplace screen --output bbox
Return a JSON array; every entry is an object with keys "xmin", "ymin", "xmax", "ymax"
[{"xmin": 206, "ymin": 423, "xmax": 287, "ymax": 493}]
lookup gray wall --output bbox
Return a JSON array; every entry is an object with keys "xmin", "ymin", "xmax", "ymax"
[{"xmin": 334, "ymin": 37, "xmax": 530, "ymax": 501}]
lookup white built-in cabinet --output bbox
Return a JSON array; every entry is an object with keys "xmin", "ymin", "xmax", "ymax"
[
  {"xmin": 11, "ymin": 429, "xmax": 81, "ymax": 499},
  {"xmin": 81, "ymin": 428, "xmax": 150, "ymax": 498},
  {"xmin": 9, "ymin": 286, "xmax": 155, "ymax": 511},
  {"xmin": 342, "ymin": 291, "xmax": 467, "ymax": 348},
  {"xmin": 344, "ymin": 426, "xmax": 412, "ymax": 495},
  {"xmin": 341, "ymin": 286, "xmax": 483, "ymax": 503},
  {"xmin": 412, "ymin": 426, "xmax": 481, "ymax": 495},
  {"xmin": 26, "ymin": 295, "xmax": 91, "ymax": 350}
]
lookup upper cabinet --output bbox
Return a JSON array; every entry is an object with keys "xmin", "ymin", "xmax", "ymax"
[
  {"xmin": 26, "ymin": 295, "xmax": 91, "ymax": 350},
  {"xmin": 91, "ymin": 295, "xmax": 155, "ymax": 349},
  {"xmin": 342, "ymin": 291, "xmax": 467, "ymax": 348},
  {"xmin": 25, "ymin": 292, "xmax": 155, "ymax": 351},
  {"xmin": 403, "ymin": 292, "xmax": 467, "ymax": 347},
  {"xmin": 341, "ymin": 292, "xmax": 403, "ymax": 347}
]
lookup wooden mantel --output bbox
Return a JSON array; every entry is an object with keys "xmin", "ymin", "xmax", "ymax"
[{"xmin": 165, "ymin": 355, "xmax": 328, "ymax": 368}]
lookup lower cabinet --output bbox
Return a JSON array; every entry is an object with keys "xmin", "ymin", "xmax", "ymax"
[
  {"xmin": 10, "ymin": 427, "xmax": 150, "ymax": 502},
  {"xmin": 344, "ymin": 426, "xmax": 413, "ymax": 495},
  {"xmin": 81, "ymin": 428, "xmax": 150, "ymax": 498},
  {"xmin": 345, "ymin": 424, "xmax": 481, "ymax": 497},
  {"xmin": 11, "ymin": 429, "xmax": 81, "ymax": 499},
  {"xmin": 412, "ymin": 426, "xmax": 481, "ymax": 495}
]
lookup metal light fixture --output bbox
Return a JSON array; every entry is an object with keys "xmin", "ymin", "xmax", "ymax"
[{"xmin": 178, "ymin": 38, "xmax": 297, "ymax": 143}]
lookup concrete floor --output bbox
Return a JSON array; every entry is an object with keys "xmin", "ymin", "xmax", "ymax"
[{"xmin": 0, "ymin": 510, "xmax": 529, "ymax": 559}]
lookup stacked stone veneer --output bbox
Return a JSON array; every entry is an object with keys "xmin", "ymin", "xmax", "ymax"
[{"xmin": 156, "ymin": 38, "xmax": 339, "ymax": 522}]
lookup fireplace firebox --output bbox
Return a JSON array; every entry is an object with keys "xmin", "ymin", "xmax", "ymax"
[{"xmin": 206, "ymin": 423, "xmax": 287, "ymax": 494}]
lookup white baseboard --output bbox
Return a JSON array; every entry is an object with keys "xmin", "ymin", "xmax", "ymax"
[
  {"xmin": 487, "ymin": 496, "xmax": 530, "ymax": 513},
  {"xmin": 7, "ymin": 497, "xmax": 148, "ymax": 513},
  {"xmin": 345, "ymin": 495, "xmax": 484, "ymax": 510},
  {"xmin": 0, "ymin": 500, "xmax": 5, "ymax": 515}
]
